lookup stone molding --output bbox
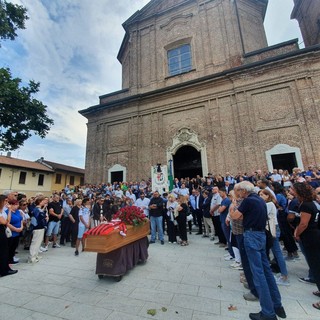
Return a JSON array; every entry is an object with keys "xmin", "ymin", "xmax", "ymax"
[{"xmin": 166, "ymin": 127, "xmax": 208, "ymax": 177}]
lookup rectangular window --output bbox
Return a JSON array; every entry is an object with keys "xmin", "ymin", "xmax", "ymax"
[
  {"xmin": 69, "ymin": 176, "xmax": 75, "ymax": 185},
  {"xmin": 168, "ymin": 44, "xmax": 192, "ymax": 76},
  {"xmin": 38, "ymin": 174, "xmax": 44, "ymax": 186},
  {"xmin": 19, "ymin": 171, "xmax": 27, "ymax": 184},
  {"xmin": 55, "ymin": 173, "xmax": 62, "ymax": 184}
]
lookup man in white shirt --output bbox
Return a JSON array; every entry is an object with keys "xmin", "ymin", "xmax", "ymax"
[
  {"xmin": 210, "ymin": 187, "xmax": 225, "ymax": 245},
  {"xmin": 178, "ymin": 183, "xmax": 189, "ymax": 197},
  {"xmin": 135, "ymin": 193, "xmax": 150, "ymax": 217},
  {"xmin": 271, "ymin": 169, "xmax": 282, "ymax": 183}
]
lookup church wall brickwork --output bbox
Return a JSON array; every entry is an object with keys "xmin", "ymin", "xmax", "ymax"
[{"xmin": 81, "ymin": 0, "xmax": 320, "ymax": 184}]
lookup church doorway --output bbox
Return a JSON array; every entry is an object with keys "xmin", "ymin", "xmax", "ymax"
[
  {"xmin": 111, "ymin": 171, "xmax": 123, "ymax": 184},
  {"xmin": 173, "ymin": 145, "xmax": 202, "ymax": 179},
  {"xmin": 271, "ymin": 153, "xmax": 297, "ymax": 173}
]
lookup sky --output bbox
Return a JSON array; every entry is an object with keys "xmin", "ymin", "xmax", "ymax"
[{"xmin": 0, "ymin": 0, "xmax": 303, "ymax": 169}]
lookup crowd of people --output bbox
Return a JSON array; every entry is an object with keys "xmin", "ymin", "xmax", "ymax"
[{"xmin": 1, "ymin": 165, "xmax": 320, "ymax": 319}]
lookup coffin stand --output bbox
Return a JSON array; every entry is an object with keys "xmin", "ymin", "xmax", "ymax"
[{"xmin": 84, "ymin": 222, "xmax": 150, "ymax": 281}]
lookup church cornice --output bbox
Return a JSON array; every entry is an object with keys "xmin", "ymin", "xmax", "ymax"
[{"xmin": 79, "ymin": 43, "xmax": 320, "ymax": 117}]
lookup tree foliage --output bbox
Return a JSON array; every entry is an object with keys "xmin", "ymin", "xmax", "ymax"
[
  {"xmin": 0, "ymin": 0, "xmax": 29, "ymax": 45},
  {"xmin": 0, "ymin": 1, "xmax": 54, "ymax": 151},
  {"xmin": 0, "ymin": 68, "xmax": 54, "ymax": 151}
]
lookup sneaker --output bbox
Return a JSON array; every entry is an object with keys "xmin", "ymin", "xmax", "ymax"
[
  {"xmin": 232, "ymin": 263, "xmax": 243, "ymax": 270},
  {"xmin": 276, "ymin": 276, "xmax": 290, "ymax": 286},
  {"xmin": 161, "ymin": 240, "xmax": 164, "ymax": 245},
  {"xmin": 40, "ymin": 246, "xmax": 48, "ymax": 252},
  {"xmin": 53, "ymin": 243, "xmax": 61, "ymax": 248},
  {"xmin": 230, "ymin": 261, "xmax": 239, "ymax": 268},
  {"xmin": 224, "ymin": 253, "xmax": 231, "ymax": 257},
  {"xmin": 298, "ymin": 277, "xmax": 316, "ymax": 285},
  {"xmin": 214, "ymin": 241, "xmax": 222, "ymax": 245},
  {"xmin": 75, "ymin": 250, "xmax": 79, "ymax": 256},
  {"xmin": 27, "ymin": 258, "xmax": 39, "ymax": 264},
  {"xmin": 149, "ymin": 240, "xmax": 155, "ymax": 244},
  {"xmin": 13, "ymin": 257, "xmax": 19, "ymax": 263},
  {"xmin": 243, "ymin": 292, "xmax": 258, "ymax": 301},
  {"xmin": 10, "ymin": 260, "xmax": 19, "ymax": 265},
  {"xmin": 210, "ymin": 237, "xmax": 215, "ymax": 241},
  {"xmin": 202, "ymin": 234, "xmax": 209, "ymax": 238},
  {"xmin": 224, "ymin": 255, "xmax": 234, "ymax": 261}
]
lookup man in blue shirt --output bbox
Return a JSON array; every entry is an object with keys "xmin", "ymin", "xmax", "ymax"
[{"xmin": 229, "ymin": 181, "xmax": 286, "ymax": 320}]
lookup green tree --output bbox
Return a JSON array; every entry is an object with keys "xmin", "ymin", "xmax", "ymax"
[
  {"xmin": 0, "ymin": 0, "xmax": 28, "ymax": 45},
  {"xmin": 0, "ymin": 0, "xmax": 54, "ymax": 151},
  {"xmin": 0, "ymin": 68, "xmax": 54, "ymax": 151}
]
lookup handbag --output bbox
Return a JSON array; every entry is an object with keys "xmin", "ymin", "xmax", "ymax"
[
  {"xmin": 5, "ymin": 226, "xmax": 12, "ymax": 238},
  {"xmin": 265, "ymin": 219, "xmax": 274, "ymax": 251},
  {"xmin": 187, "ymin": 214, "xmax": 193, "ymax": 222}
]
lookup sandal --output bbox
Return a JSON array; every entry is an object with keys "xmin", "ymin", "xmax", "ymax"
[
  {"xmin": 312, "ymin": 302, "xmax": 320, "ymax": 310},
  {"xmin": 313, "ymin": 291, "xmax": 320, "ymax": 298}
]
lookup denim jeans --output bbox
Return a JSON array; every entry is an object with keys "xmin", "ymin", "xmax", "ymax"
[
  {"xmin": 235, "ymin": 233, "xmax": 258, "ymax": 298},
  {"xmin": 244, "ymin": 230, "xmax": 282, "ymax": 318},
  {"xmin": 150, "ymin": 216, "xmax": 164, "ymax": 241},
  {"xmin": 221, "ymin": 213, "xmax": 234, "ymax": 257},
  {"xmin": 271, "ymin": 225, "xmax": 288, "ymax": 276}
]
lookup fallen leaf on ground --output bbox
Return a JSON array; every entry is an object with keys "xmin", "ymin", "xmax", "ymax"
[
  {"xmin": 228, "ymin": 304, "xmax": 238, "ymax": 311},
  {"xmin": 147, "ymin": 309, "xmax": 157, "ymax": 316},
  {"xmin": 161, "ymin": 307, "xmax": 167, "ymax": 312}
]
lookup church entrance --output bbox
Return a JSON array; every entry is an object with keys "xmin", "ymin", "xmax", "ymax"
[{"xmin": 173, "ymin": 145, "xmax": 202, "ymax": 179}]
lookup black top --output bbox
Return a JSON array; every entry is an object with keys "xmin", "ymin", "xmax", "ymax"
[
  {"xmin": 70, "ymin": 206, "xmax": 80, "ymax": 223},
  {"xmin": 48, "ymin": 201, "xmax": 63, "ymax": 222},
  {"xmin": 238, "ymin": 193, "xmax": 267, "ymax": 230},
  {"xmin": 149, "ymin": 197, "xmax": 164, "ymax": 217},
  {"xmin": 299, "ymin": 201, "xmax": 319, "ymax": 235}
]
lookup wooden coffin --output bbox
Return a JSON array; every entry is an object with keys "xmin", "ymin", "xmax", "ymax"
[{"xmin": 84, "ymin": 221, "xmax": 150, "ymax": 254}]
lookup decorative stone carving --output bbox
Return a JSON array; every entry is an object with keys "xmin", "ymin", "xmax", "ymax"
[{"xmin": 167, "ymin": 128, "xmax": 208, "ymax": 177}]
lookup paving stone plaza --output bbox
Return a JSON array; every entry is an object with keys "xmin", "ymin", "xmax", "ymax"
[{"xmin": 1, "ymin": 232, "xmax": 319, "ymax": 320}]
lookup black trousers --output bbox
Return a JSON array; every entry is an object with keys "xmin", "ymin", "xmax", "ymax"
[
  {"xmin": 194, "ymin": 209, "xmax": 203, "ymax": 233},
  {"xmin": 212, "ymin": 215, "xmax": 226, "ymax": 243},
  {"xmin": 71, "ymin": 222, "xmax": 78, "ymax": 246},
  {"xmin": 60, "ymin": 217, "xmax": 72, "ymax": 244},
  {"xmin": 301, "ymin": 231, "xmax": 320, "ymax": 291},
  {"xmin": 7, "ymin": 235, "xmax": 20, "ymax": 264},
  {"xmin": 0, "ymin": 225, "xmax": 10, "ymax": 276},
  {"xmin": 278, "ymin": 212, "xmax": 298, "ymax": 254}
]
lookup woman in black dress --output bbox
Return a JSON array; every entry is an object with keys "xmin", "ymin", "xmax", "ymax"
[
  {"xmin": 176, "ymin": 195, "xmax": 188, "ymax": 246},
  {"xmin": 292, "ymin": 183, "xmax": 320, "ymax": 310}
]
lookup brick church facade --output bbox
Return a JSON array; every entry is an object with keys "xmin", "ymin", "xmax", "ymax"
[{"xmin": 80, "ymin": 0, "xmax": 320, "ymax": 183}]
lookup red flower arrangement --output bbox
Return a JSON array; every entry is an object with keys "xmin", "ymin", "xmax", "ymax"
[{"xmin": 113, "ymin": 205, "xmax": 147, "ymax": 226}]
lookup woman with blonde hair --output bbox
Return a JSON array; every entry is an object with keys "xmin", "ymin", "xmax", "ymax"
[
  {"xmin": 166, "ymin": 194, "xmax": 178, "ymax": 243},
  {"xmin": 176, "ymin": 195, "xmax": 189, "ymax": 246}
]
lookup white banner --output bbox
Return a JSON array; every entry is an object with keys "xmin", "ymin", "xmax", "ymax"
[{"xmin": 151, "ymin": 165, "xmax": 168, "ymax": 194}]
